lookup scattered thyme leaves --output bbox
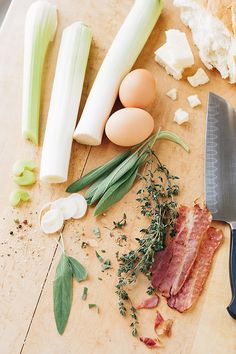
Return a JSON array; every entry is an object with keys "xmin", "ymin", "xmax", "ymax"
[
  {"xmin": 116, "ymin": 150, "xmax": 180, "ymax": 336},
  {"xmin": 82, "ymin": 287, "xmax": 88, "ymax": 300},
  {"xmin": 113, "ymin": 213, "xmax": 127, "ymax": 229},
  {"xmin": 102, "ymin": 259, "xmax": 112, "ymax": 271},
  {"xmin": 146, "ymin": 286, "xmax": 155, "ymax": 295},
  {"xmin": 89, "ymin": 304, "xmax": 99, "ymax": 312},
  {"xmin": 95, "ymin": 251, "xmax": 104, "ymax": 263},
  {"xmin": 95, "ymin": 251, "xmax": 112, "ymax": 271},
  {"xmin": 93, "ymin": 227, "xmax": 101, "ymax": 238}
]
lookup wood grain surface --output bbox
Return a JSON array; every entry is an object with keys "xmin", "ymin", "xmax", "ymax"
[{"xmin": 0, "ymin": 1, "xmax": 235, "ymax": 353}]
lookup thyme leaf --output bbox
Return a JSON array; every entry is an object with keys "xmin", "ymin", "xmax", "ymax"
[{"xmin": 116, "ymin": 150, "xmax": 180, "ymax": 336}]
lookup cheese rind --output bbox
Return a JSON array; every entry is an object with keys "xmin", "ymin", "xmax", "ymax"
[
  {"xmin": 187, "ymin": 68, "xmax": 209, "ymax": 87},
  {"xmin": 174, "ymin": 108, "xmax": 189, "ymax": 125},
  {"xmin": 155, "ymin": 44, "xmax": 183, "ymax": 80},
  {"xmin": 166, "ymin": 88, "xmax": 177, "ymax": 100},
  {"xmin": 166, "ymin": 29, "xmax": 194, "ymax": 68},
  {"xmin": 187, "ymin": 94, "xmax": 201, "ymax": 108}
]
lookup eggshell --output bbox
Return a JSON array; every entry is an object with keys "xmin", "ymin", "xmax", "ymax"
[
  {"xmin": 119, "ymin": 69, "xmax": 156, "ymax": 109},
  {"xmin": 105, "ymin": 108, "xmax": 154, "ymax": 147}
]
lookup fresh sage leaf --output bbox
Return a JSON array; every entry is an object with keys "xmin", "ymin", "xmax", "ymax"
[
  {"xmin": 53, "ymin": 253, "xmax": 73, "ymax": 335},
  {"xmin": 66, "ymin": 150, "xmax": 131, "ymax": 193},
  {"xmin": 90, "ymin": 153, "xmax": 139, "ymax": 205},
  {"xmin": 68, "ymin": 256, "xmax": 87, "ymax": 282},
  {"xmin": 85, "ymin": 172, "xmax": 111, "ymax": 203},
  {"xmin": 94, "ymin": 167, "xmax": 139, "ymax": 216}
]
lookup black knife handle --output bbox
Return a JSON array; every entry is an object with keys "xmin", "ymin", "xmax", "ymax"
[{"xmin": 227, "ymin": 226, "xmax": 236, "ymax": 319}]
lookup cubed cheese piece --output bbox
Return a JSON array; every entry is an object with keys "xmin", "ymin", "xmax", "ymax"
[
  {"xmin": 166, "ymin": 88, "xmax": 177, "ymax": 100},
  {"xmin": 174, "ymin": 108, "xmax": 189, "ymax": 125},
  {"xmin": 187, "ymin": 94, "xmax": 201, "ymax": 108},
  {"xmin": 155, "ymin": 44, "xmax": 183, "ymax": 80},
  {"xmin": 187, "ymin": 68, "xmax": 209, "ymax": 87},
  {"xmin": 166, "ymin": 29, "xmax": 194, "ymax": 68}
]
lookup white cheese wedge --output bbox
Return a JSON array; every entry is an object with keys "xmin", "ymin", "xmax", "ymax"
[
  {"xmin": 166, "ymin": 88, "xmax": 177, "ymax": 100},
  {"xmin": 166, "ymin": 29, "xmax": 194, "ymax": 68},
  {"xmin": 187, "ymin": 94, "xmax": 201, "ymax": 108},
  {"xmin": 155, "ymin": 44, "xmax": 183, "ymax": 80},
  {"xmin": 174, "ymin": 108, "xmax": 189, "ymax": 125},
  {"xmin": 187, "ymin": 68, "xmax": 209, "ymax": 87}
]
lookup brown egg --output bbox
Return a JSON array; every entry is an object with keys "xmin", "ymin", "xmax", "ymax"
[
  {"xmin": 105, "ymin": 108, "xmax": 154, "ymax": 147},
  {"xmin": 119, "ymin": 69, "xmax": 156, "ymax": 109}
]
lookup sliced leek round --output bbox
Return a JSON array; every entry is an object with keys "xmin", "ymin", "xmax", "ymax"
[
  {"xmin": 51, "ymin": 198, "xmax": 77, "ymax": 220},
  {"xmin": 40, "ymin": 209, "xmax": 64, "ymax": 234},
  {"xmin": 68, "ymin": 194, "xmax": 87, "ymax": 219}
]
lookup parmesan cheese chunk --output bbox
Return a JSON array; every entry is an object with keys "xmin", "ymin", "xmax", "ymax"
[
  {"xmin": 166, "ymin": 88, "xmax": 177, "ymax": 100},
  {"xmin": 187, "ymin": 94, "xmax": 201, "ymax": 108},
  {"xmin": 166, "ymin": 29, "xmax": 194, "ymax": 68},
  {"xmin": 174, "ymin": 108, "xmax": 189, "ymax": 125},
  {"xmin": 155, "ymin": 44, "xmax": 183, "ymax": 80},
  {"xmin": 187, "ymin": 68, "xmax": 209, "ymax": 87}
]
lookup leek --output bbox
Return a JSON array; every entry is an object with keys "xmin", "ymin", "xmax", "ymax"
[
  {"xmin": 73, "ymin": 0, "xmax": 163, "ymax": 146},
  {"xmin": 22, "ymin": 1, "xmax": 57, "ymax": 144},
  {"xmin": 40, "ymin": 22, "xmax": 92, "ymax": 183}
]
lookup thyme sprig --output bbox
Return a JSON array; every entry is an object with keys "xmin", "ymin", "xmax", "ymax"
[{"xmin": 116, "ymin": 150, "xmax": 180, "ymax": 336}]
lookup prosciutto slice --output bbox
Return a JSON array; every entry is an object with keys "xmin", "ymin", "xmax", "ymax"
[
  {"xmin": 152, "ymin": 205, "xmax": 212, "ymax": 297},
  {"xmin": 167, "ymin": 227, "xmax": 223, "ymax": 312}
]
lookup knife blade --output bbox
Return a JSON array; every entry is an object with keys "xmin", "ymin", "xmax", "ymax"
[{"xmin": 205, "ymin": 92, "xmax": 236, "ymax": 319}]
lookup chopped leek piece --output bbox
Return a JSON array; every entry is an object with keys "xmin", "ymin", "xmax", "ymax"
[
  {"xmin": 73, "ymin": 0, "xmax": 163, "ymax": 145},
  {"xmin": 40, "ymin": 22, "xmax": 92, "ymax": 183},
  {"xmin": 13, "ymin": 170, "xmax": 36, "ymax": 186},
  {"xmin": 12, "ymin": 159, "xmax": 37, "ymax": 176},
  {"xmin": 40, "ymin": 209, "xmax": 64, "ymax": 234},
  {"xmin": 22, "ymin": 1, "xmax": 57, "ymax": 144},
  {"xmin": 9, "ymin": 189, "xmax": 30, "ymax": 207}
]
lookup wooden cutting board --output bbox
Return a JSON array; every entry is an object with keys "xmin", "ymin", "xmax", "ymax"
[{"xmin": 0, "ymin": 0, "xmax": 235, "ymax": 353}]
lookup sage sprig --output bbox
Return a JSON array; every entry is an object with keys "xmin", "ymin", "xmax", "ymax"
[
  {"xmin": 66, "ymin": 130, "xmax": 189, "ymax": 215},
  {"xmin": 53, "ymin": 250, "xmax": 87, "ymax": 335}
]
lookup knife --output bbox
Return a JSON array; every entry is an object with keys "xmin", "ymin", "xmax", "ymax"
[{"xmin": 205, "ymin": 92, "xmax": 236, "ymax": 319}]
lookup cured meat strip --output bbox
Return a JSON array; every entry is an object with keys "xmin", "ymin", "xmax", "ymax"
[
  {"xmin": 151, "ymin": 206, "xmax": 189, "ymax": 288},
  {"xmin": 152, "ymin": 205, "xmax": 212, "ymax": 297},
  {"xmin": 168, "ymin": 227, "xmax": 223, "ymax": 312}
]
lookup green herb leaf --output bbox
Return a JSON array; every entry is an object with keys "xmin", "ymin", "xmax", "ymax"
[
  {"xmin": 93, "ymin": 227, "xmax": 101, "ymax": 238},
  {"xmin": 82, "ymin": 287, "xmax": 88, "ymax": 300},
  {"xmin": 95, "ymin": 251, "xmax": 104, "ymax": 263},
  {"xmin": 90, "ymin": 153, "xmax": 139, "ymax": 205},
  {"xmin": 53, "ymin": 253, "xmax": 73, "ymax": 335},
  {"xmin": 88, "ymin": 303, "xmax": 98, "ymax": 310},
  {"xmin": 68, "ymin": 256, "xmax": 87, "ymax": 282},
  {"xmin": 66, "ymin": 150, "xmax": 131, "ymax": 193},
  {"xmin": 102, "ymin": 259, "xmax": 112, "ymax": 270},
  {"xmin": 94, "ymin": 167, "xmax": 139, "ymax": 216},
  {"xmin": 85, "ymin": 171, "xmax": 111, "ymax": 203},
  {"xmin": 113, "ymin": 213, "xmax": 127, "ymax": 229}
]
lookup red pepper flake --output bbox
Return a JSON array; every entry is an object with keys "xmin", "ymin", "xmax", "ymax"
[
  {"xmin": 22, "ymin": 220, "xmax": 28, "ymax": 225},
  {"xmin": 140, "ymin": 337, "xmax": 157, "ymax": 348},
  {"xmin": 137, "ymin": 295, "xmax": 159, "ymax": 309},
  {"xmin": 154, "ymin": 310, "xmax": 164, "ymax": 330}
]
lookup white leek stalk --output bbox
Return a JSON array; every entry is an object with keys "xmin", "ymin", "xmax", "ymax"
[
  {"xmin": 73, "ymin": 0, "xmax": 163, "ymax": 146},
  {"xmin": 22, "ymin": 1, "xmax": 57, "ymax": 144},
  {"xmin": 40, "ymin": 22, "xmax": 92, "ymax": 183}
]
